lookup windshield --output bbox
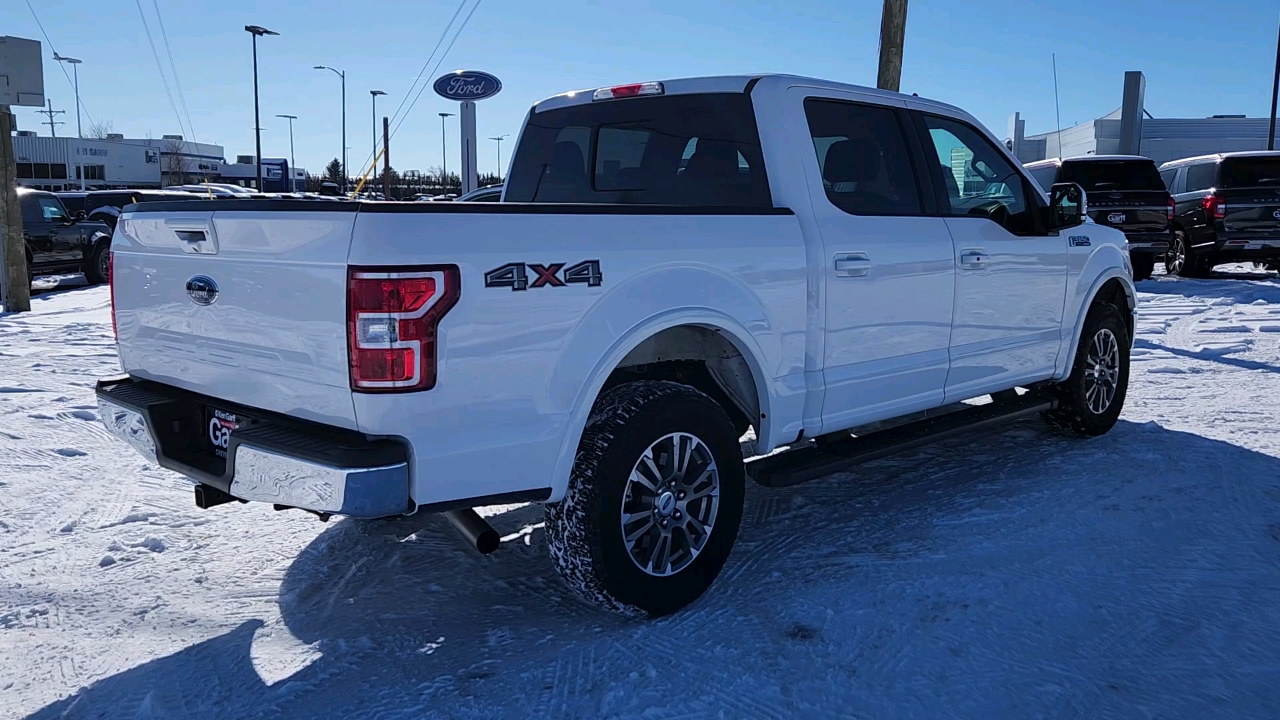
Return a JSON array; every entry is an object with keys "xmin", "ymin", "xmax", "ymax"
[
  {"xmin": 505, "ymin": 93, "xmax": 772, "ymax": 207},
  {"xmin": 1058, "ymin": 160, "xmax": 1165, "ymax": 192},
  {"xmin": 1220, "ymin": 157, "xmax": 1280, "ymax": 188}
]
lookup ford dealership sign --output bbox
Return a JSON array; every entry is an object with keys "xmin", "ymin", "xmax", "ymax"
[{"xmin": 433, "ymin": 70, "xmax": 502, "ymax": 101}]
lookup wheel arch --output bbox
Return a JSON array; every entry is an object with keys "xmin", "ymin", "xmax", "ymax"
[
  {"xmin": 547, "ymin": 312, "xmax": 775, "ymax": 502},
  {"xmin": 1057, "ymin": 270, "xmax": 1136, "ymax": 380}
]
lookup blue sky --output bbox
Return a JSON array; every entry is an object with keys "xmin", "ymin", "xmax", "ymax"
[{"xmin": 5, "ymin": 0, "xmax": 1280, "ymax": 177}]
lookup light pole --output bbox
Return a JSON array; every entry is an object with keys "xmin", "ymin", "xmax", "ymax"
[
  {"xmin": 489, "ymin": 134, "xmax": 509, "ymax": 180},
  {"xmin": 53, "ymin": 53, "xmax": 83, "ymax": 139},
  {"xmin": 314, "ymin": 65, "xmax": 347, "ymax": 192},
  {"xmin": 370, "ymin": 90, "xmax": 386, "ymax": 177},
  {"xmin": 245, "ymin": 25, "xmax": 278, "ymax": 191},
  {"xmin": 439, "ymin": 112, "xmax": 454, "ymax": 192},
  {"xmin": 276, "ymin": 114, "xmax": 297, "ymax": 191}
]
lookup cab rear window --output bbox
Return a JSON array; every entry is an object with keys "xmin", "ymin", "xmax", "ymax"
[
  {"xmin": 1220, "ymin": 158, "xmax": 1280, "ymax": 188},
  {"xmin": 1058, "ymin": 160, "xmax": 1165, "ymax": 192},
  {"xmin": 505, "ymin": 93, "xmax": 772, "ymax": 207}
]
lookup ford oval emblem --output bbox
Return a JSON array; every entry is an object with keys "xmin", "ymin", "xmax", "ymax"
[
  {"xmin": 1108, "ymin": 193, "xmax": 1123, "ymax": 199},
  {"xmin": 433, "ymin": 70, "xmax": 502, "ymax": 101},
  {"xmin": 186, "ymin": 275, "xmax": 219, "ymax": 306}
]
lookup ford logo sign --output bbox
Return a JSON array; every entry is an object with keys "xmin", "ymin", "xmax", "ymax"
[
  {"xmin": 1107, "ymin": 212, "xmax": 1126, "ymax": 224},
  {"xmin": 433, "ymin": 70, "xmax": 502, "ymax": 101},
  {"xmin": 186, "ymin": 275, "xmax": 219, "ymax": 306}
]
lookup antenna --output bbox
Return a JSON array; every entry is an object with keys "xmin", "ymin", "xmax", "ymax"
[{"xmin": 1052, "ymin": 54, "xmax": 1063, "ymax": 158}]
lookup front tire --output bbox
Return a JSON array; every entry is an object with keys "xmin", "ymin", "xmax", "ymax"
[
  {"xmin": 544, "ymin": 381, "xmax": 745, "ymax": 617},
  {"xmin": 1130, "ymin": 252, "xmax": 1154, "ymax": 282},
  {"xmin": 84, "ymin": 243, "xmax": 110, "ymax": 285},
  {"xmin": 1048, "ymin": 302, "xmax": 1130, "ymax": 436}
]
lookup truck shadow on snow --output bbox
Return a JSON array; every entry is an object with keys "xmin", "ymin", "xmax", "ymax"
[{"xmin": 26, "ymin": 420, "xmax": 1280, "ymax": 719}]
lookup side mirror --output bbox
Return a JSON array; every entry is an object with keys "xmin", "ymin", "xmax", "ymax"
[
  {"xmin": 1049, "ymin": 182, "xmax": 1087, "ymax": 230},
  {"xmin": 74, "ymin": 209, "xmax": 87, "ymax": 221}
]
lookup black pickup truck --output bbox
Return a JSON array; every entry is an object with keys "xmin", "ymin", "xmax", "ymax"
[
  {"xmin": 1026, "ymin": 155, "xmax": 1172, "ymax": 281},
  {"xmin": 18, "ymin": 188, "xmax": 114, "ymax": 285}
]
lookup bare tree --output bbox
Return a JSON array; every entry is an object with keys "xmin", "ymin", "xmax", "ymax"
[
  {"xmin": 87, "ymin": 120, "xmax": 115, "ymax": 139},
  {"xmin": 162, "ymin": 139, "xmax": 191, "ymax": 187}
]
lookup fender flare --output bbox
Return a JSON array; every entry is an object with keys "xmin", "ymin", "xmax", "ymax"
[
  {"xmin": 1058, "ymin": 269, "xmax": 1136, "ymax": 380},
  {"xmin": 545, "ymin": 309, "xmax": 774, "ymax": 502}
]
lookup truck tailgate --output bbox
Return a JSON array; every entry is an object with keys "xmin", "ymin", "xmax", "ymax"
[{"xmin": 113, "ymin": 208, "xmax": 359, "ymax": 428}]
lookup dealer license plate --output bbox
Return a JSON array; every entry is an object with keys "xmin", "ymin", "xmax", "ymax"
[{"xmin": 205, "ymin": 407, "xmax": 240, "ymax": 460}]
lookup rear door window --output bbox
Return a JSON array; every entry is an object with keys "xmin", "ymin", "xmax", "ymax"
[
  {"xmin": 505, "ymin": 93, "xmax": 771, "ymax": 207},
  {"xmin": 802, "ymin": 98, "xmax": 922, "ymax": 215},
  {"xmin": 1184, "ymin": 162, "xmax": 1218, "ymax": 192},
  {"xmin": 1220, "ymin": 157, "xmax": 1280, "ymax": 188},
  {"xmin": 1058, "ymin": 160, "xmax": 1165, "ymax": 192},
  {"xmin": 1159, "ymin": 168, "xmax": 1177, "ymax": 191}
]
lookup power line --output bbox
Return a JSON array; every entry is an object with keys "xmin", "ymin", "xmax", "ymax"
[
  {"xmin": 23, "ymin": 0, "xmax": 96, "ymax": 129},
  {"xmin": 350, "ymin": 0, "xmax": 471, "ymax": 177},
  {"xmin": 134, "ymin": 0, "xmax": 189, "ymax": 140},
  {"xmin": 393, "ymin": 0, "xmax": 485, "ymax": 140},
  {"xmin": 152, "ymin": 0, "xmax": 197, "ymax": 142}
]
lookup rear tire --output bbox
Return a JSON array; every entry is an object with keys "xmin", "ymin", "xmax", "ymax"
[
  {"xmin": 544, "ymin": 381, "xmax": 745, "ymax": 617},
  {"xmin": 1166, "ymin": 229, "xmax": 1213, "ymax": 278},
  {"xmin": 1047, "ymin": 302, "xmax": 1130, "ymax": 436},
  {"xmin": 1130, "ymin": 252, "xmax": 1154, "ymax": 282},
  {"xmin": 84, "ymin": 243, "xmax": 110, "ymax": 285}
]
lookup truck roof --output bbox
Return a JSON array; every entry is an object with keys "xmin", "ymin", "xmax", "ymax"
[
  {"xmin": 1160, "ymin": 150, "xmax": 1280, "ymax": 168},
  {"xmin": 1025, "ymin": 155, "xmax": 1154, "ymax": 169},
  {"xmin": 532, "ymin": 74, "xmax": 965, "ymax": 118}
]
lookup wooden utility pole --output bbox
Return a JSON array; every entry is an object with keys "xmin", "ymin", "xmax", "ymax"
[
  {"xmin": 876, "ymin": 0, "xmax": 909, "ymax": 93},
  {"xmin": 382, "ymin": 116, "xmax": 391, "ymax": 200},
  {"xmin": 1, "ymin": 105, "xmax": 32, "ymax": 313}
]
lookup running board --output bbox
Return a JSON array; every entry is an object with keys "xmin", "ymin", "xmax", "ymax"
[{"xmin": 747, "ymin": 392, "xmax": 1056, "ymax": 488}]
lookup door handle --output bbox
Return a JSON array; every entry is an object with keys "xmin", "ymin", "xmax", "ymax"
[
  {"xmin": 959, "ymin": 250, "xmax": 989, "ymax": 269},
  {"xmin": 834, "ymin": 252, "xmax": 872, "ymax": 277}
]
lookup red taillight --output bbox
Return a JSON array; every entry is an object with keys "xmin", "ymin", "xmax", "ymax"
[
  {"xmin": 108, "ymin": 250, "xmax": 118, "ymax": 342},
  {"xmin": 347, "ymin": 265, "xmax": 460, "ymax": 392},
  {"xmin": 1167, "ymin": 196, "xmax": 1176, "ymax": 221},
  {"xmin": 1201, "ymin": 193, "xmax": 1226, "ymax": 220}
]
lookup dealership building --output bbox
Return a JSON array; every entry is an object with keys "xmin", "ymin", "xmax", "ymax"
[
  {"xmin": 11, "ymin": 132, "xmax": 305, "ymax": 192},
  {"xmin": 1007, "ymin": 71, "xmax": 1280, "ymax": 166}
]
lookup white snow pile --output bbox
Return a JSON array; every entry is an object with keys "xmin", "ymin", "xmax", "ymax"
[{"xmin": 3, "ymin": 268, "xmax": 1280, "ymax": 719}]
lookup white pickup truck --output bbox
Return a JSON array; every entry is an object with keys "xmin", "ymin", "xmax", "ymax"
[{"xmin": 97, "ymin": 74, "xmax": 1135, "ymax": 616}]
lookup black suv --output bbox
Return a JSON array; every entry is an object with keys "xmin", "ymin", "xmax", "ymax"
[
  {"xmin": 1025, "ymin": 155, "xmax": 1172, "ymax": 281},
  {"xmin": 74, "ymin": 189, "xmax": 201, "ymax": 232},
  {"xmin": 18, "ymin": 188, "xmax": 114, "ymax": 285},
  {"xmin": 1159, "ymin": 152, "xmax": 1280, "ymax": 277}
]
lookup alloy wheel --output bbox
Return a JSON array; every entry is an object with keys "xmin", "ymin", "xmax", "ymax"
[
  {"xmin": 620, "ymin": 432, "xmax": 720, "ymax": 577},
  {"xmin": 1084, "ymin": 328, "xmax": 1120, "ymax": 415}
]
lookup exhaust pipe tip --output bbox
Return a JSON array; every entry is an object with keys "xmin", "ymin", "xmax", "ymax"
[{"xmin": 443, "ymin": 508, "xmax": 501, "ymax": 555}]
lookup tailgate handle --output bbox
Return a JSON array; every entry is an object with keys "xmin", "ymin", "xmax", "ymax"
[
  {"xmin": 175, "ymin": 230, "xmax": 206, "ymax": 244},
  {"xmin": 165, "ymin": 218, "xmax": 218, "ymax": 255}
]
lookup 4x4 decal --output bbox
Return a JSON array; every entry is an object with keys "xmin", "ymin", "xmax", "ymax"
[{"xmin": 484, "ymin": 260, "xmax": 603, "ymax": 291}]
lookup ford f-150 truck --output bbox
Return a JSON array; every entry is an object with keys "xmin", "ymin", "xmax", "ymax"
[{"xmin": 97, "ymin": 75, "xmax": 1135, "ymax": 616}]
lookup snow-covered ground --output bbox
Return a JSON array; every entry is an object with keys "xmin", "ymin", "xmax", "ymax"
[{"xmin": 3, "ymin": 269, "xmax": 1280, "ymax": 719}]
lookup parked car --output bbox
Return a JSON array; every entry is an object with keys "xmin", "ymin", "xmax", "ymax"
[
  {"xmin": 75, "ymin": 189, "xmax": 203, "ymax": 231},
  {"xmin": 98, "ymin": 74, "xmax": 1135, "ymax": 617},
  {"xmin": 17, "ymin": 188, "xmax": 113, "ymax": 285},
  {"xmin": 1158, "ymin": 152, "xmax": 1280, "ymax": 277},
  {"xmin": 456, "ymin": 184, "xmax": 503, "ymax": 202},
  {"xmin": 165, "ymin": 184, "xmax": 243, "ymax": 198},
  {"xmin": 1025, "ymin": 155, "xmax": 1171, "ymax": 281}
]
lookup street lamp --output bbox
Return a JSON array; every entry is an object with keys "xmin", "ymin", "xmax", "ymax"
[
  {"xmin": 245, "ymin": 25, "xmax": 278, "ymax": 191},
  {"xmin": 439, "ymin": 112, "xmax": 455, "ymax": 192},
  {"xmin": 370, "ymin": 90, "xmax": 387, "ymax": 176},
  {"xmin": 314, "ymin": 65, "xmax": 347, "ymax": 192},
  {"xmin": 52, "ymin": 53, "xmax": 83, "ymax": 139},
  {"xmin": 489, "ymin": 134, "xmax": 510, "ymax": 180},
  {"xmin": 276, "ymin": 114, "xmax": 297, "ymax": 191}
]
